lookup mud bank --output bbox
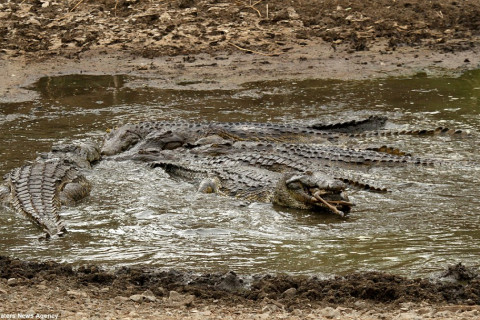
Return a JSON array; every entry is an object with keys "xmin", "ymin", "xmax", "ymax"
[
  {"xmin": 2, "ymin": 43, "xmax": 480, "ymax": 104},
  {"xmin": 1, "ymin": 256, "xmax": 480, "ymax": 319},
  {"xmin": 1, "ymin": 0, "xmax": 480, "ymax": 102}
]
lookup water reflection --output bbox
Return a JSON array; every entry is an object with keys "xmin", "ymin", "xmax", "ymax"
[{"xmin": 0, "ymin": 71, "xmax": 479, "ymax": 276}]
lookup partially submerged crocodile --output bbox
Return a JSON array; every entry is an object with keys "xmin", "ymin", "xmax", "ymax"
[
  {"xmin": 100, "ymin": 116, "xmax": 390, "ymax": 156},
  {"xmin": 152, "ymin": 161, "xmax": 353, "ymax": 216},
  {"xmin": 1, "ymin": 115, "xmax": 470, "ymax": 237},
  {"xmin": 0, "ymin": 141, "xmax": 100, "ymax": 238},
  {"xmin": 101, "ymin": 116, "xmax": 464, "ymax": 157}
]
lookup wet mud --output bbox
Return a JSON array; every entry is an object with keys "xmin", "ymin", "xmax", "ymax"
[
  {"xmin": 1, "ymin": 0, "xmax": 480, "ymax": 103},
  {"xmin": 1, "ymin": 256, "xmax": 480, "ymax": 308}
]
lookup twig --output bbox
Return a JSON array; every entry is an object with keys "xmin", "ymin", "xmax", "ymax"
[
  {"xmin": 114, "ymin": 0, "xmax": 118, "ymax": 16},
  {"xmin": 227, "ymin": 42, "xmax": 276, "ymax": 57},
  {"xmin": 70, "ymin": 0, "xmax": 85, "ymax": 12},
  {"xmin": 245, "ymin": 0, "xmax": 264, "ymax": 17}
]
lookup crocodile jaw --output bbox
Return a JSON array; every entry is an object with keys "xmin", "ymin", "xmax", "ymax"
[{"xmin": 273, "ymin": 172, "xmax": 353, "ymax": 216}]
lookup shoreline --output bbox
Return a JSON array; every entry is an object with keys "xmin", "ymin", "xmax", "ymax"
[
  {"xmin": 1, "ymin": 256, "xmax": 480, "ymax": 319},
  {"xmin": 2, "ymin": 42, "xmax": 480, "ymax": 104}
]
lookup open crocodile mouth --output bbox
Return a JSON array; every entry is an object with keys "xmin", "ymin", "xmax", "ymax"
[
  {"xmin": 283, "ymin": 173, "xmax": 354, "ymax": 217},
  {"xmin": 309, "ymin": 188, "xmax": 353, "ymax": 217}
]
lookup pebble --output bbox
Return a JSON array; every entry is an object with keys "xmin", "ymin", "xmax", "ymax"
[
  {"xmin": 282, "ymin": 287, "xmax": 297, "ymax": 297},
  {"xmin": 114, "ymin": 296, "xmax": 129, "ymax": 303},
  {"xmin": 67, "ymin": 289, "xmax": 88, "ymax": 298},
  {"xmin": 166, "ymin": 290, "xmax": 195, "ymax": 307},
  {"xmin": 27, "ymin": 17, "xmax": 41, "ymax": 26},
  {"xmin": 416, "ymin": 307, "xmax": 433, "ymax": 316},
  {"xmin": 435, "ymin": 311, "xmax": 455, "ymax": 318},
  {"xmin": 291, "ymin": 309, "xmax": 303, "ymax": 316},
  {"xmin": 393, "ymin": 311, "xmax": 422, "ymax": 320},
  {"xmin": 319, "ymin": 306, "xmax": 342, "ymax": 319},
  {"xmin": 141, "ymin": 289, "xmax": 157, "ymax": 302},
  {"xmin": 7, "ymin": 278, "xmax": 18, "ymax": 286},
  {"xmin": 129, "ymin": 294, "xmax": 144, "ymax": 302}
]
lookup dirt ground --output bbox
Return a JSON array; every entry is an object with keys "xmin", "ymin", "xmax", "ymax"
[
  {"xmin": 1, "ymin": 0, "xmax": 480, "ymax": 102},
  {"xmin": 2, "ymin": 0, "xmax": 480, "ymax": 318},
  {"xmin": 1, "ymin": 256, "xmax": 480, "ymax": 319}
]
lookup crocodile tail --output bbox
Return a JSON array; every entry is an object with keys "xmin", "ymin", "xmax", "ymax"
[
  {"xmin": 364, "ymin": 145, "xmax": 411, "ymax": 156},
  {"xmin": 309, "ymin": 115, "xmax": 388, "ymax": 133},
  {"xmin": 350, "ymin": 127, "xmax": 466, "ymax": 138},
  {"xmin": 7, "ymin": 161, "xmax": 81, "ymax": 237},
  {"xmin": 336, "ymin": 176, "xmax": 389, "ymax": 193}
]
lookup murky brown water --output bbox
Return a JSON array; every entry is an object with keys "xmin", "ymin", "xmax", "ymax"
[{"xmin": 0, "ymin": 71, "xmax": 479, "ymax": 276}]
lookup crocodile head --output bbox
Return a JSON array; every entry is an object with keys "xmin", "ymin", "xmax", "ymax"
[
  {"xmin": 101, "ymin": 124, "xmax": 143, "ymax": 156},
  {"xmin": 273, "ymin": 172, "xmax": 353, "ymax": 217},
  {"xmin": 40, "ymin": 141, "xmax": 101, "ymax": 168},
  {"xmin": 101, "ymin": 125, "xmax": 189, "ymax": 156}
]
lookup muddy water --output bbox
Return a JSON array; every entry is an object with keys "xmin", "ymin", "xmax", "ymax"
[{"xmin": 0, "ymin": 71, "xmax": 479, "ymax": 276}]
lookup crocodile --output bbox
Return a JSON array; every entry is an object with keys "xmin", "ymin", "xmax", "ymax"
[
  {"xmin": 100, "ymin": 116, "xmax": 390, "ymax": 156},
  {"xmin": 2, "ymin": 115, "xmax": 468, "ymax": 235},
  {"xmin": 189, "ymin": 141, "xmax": 437, "ymax": 167},
  {"xmin": 125, "ymin": 146, "xmax": 389, "ymax": 193},
  {"xmin": 0, "ymin": 141, "xmax": 100, "ymax": 238},
  {"xmin": 100, "ymin": 116, "xmax": 466, "ymax": 158},
  {"xmin": 152, "ymin": 160, "xmax": 353, "ymax": 217}
]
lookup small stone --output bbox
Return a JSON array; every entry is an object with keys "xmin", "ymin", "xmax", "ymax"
[
  {"xmin": 282, "ymin": 287, "xmax": 297, "ymax": 297},
  {"xmin": 142, "ymin": 289, "xmax": 157, "ymax": 302},
  {"xmin": 36, "ymin": 284, "xmax": 48, "ymax": 290},
  {"xmin": 67, "ymin": 290, "xmax": 88, "ymax": 298},
  {"xmin": 320, "ymin": 306, "xmax": 341, "ymax": 319},
  {"xmin": 114, "ymin": 296, "xmax": 129, "ymax": 303},
  {"xmin": 286, "ymin": 7, "xmax": 300, "ymax": 20},
  {"xmin": 396, "ymin": 312, "xmax": 422, "ymax": 320},
  {"xmin": 291, "ymin": 309, "xmax": 302, "ymax": 316},
  {"xmin": 0, "ymin": 288, "xmax": 7, "ymax": 294},
  {"xmin": 435, "ymin": 311, "xmax": 454, "ymax": 318},
  {"xmin": 416, "ymin": 307, "xmax": 433, "ymax": 315},
  {"xmin": 259, "ymin": 312, "xmax": 270, "ymax": 319},
  {"xmin": 7, "ymin": 278, "xmax": 17, "ymax": 286},
  {"xmin": 27, "ymin": 18, "xmax": 41, "ymax": 26},
  {"xmin": 157, "ymin": 286, "xmax": 167, "ymax": 296},
  {"xmin": 166, "ymin": 290, "xmax": 195, "ymax": 307},
  {"xmin": 159, "ymin": 12, "xmax": 171, "ymax": 23},
  {"xmin": 129, "ymin": 294, "xmax": 144, "ymax": 302},
  {"xmin": 169, "ymin": 290, "xmax": 182, "ymax": 300},
  {"xmin": 354, "ymin": 300, "xmax": 368, "ymax": 308},
  {"xmin": 261, "ymin": 304, "xmax": 279, "ymax": 313}
]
